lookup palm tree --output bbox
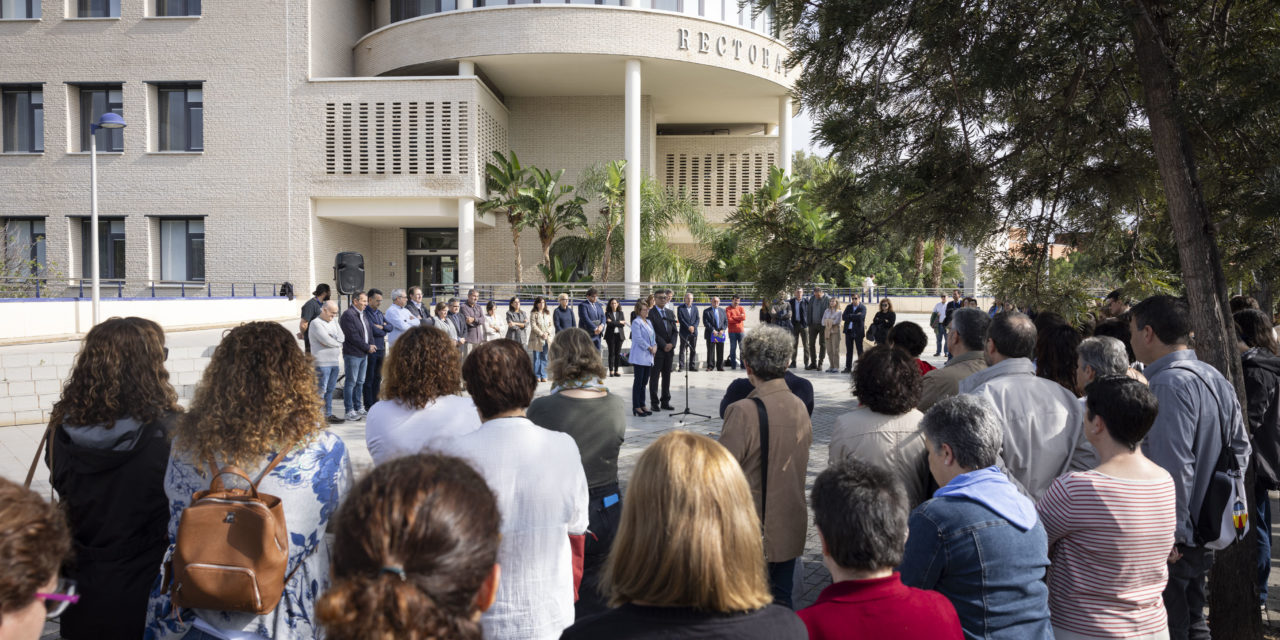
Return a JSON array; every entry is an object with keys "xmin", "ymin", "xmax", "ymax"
[
  {"xmin": 522, "ymin": 167, "xmax": 588, "ymax": 271},
  {"xmin": 579, "ymin": 161, "xmax": 626, "ymax": 282},
  {"xmin": 478, "ymin": 151, "xmax": 532, "ymax": 283}
]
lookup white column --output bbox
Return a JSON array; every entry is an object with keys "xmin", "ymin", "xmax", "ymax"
[
  {"xmin": 622, "ymin": 0, "xmax": 636, "ymax": 7},
  {"xmin": 778, "ymin": 94, "xmax": 793, "ymax": 176},
  {"xmin": 624, "ymin": 59, "xmax": 642, "ymax": 295},
  {"xmin": 458, "ymin": 198, "xmax": 475, "ymax": 286},
  {"xmin": 458, "ymin": 0, "xmax": 473, "ymax": 9},
  {"xmin": 459, "ymin": 61, "xmax": 475, "ymax": 76}
]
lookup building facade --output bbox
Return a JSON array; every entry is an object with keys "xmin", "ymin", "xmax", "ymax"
[{"xmin": 0, "ymin": 0, "xmax": 795, "ymax": 298}]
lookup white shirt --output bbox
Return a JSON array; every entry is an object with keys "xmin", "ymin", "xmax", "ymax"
[
  {"xmin": 434, "ymin": 417, "xmax": 589, "ymax": 640},
  {"xmin": 485, "ymin": 313, "xmax": 508, "ymax": 341},
  {"xmin": 933, "ymin": 301, "xmax": 948, "ymax": 317},
  {"xmin": 364, "ymin": 395, "xmax": 483, "ymax": 466}
]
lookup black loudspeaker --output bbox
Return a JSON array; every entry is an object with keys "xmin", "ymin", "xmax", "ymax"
[{"xmin": 334, "ymin": 252, "xmax": 365, "ymax": 295}]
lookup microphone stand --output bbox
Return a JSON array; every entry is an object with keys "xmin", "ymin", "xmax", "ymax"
[{"xmin": 670, "ymin": 341, "xmax": 710, "ymax": 421}]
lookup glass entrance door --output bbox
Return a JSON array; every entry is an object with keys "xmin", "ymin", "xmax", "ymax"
[{"xmin": 406, "ymin": 229, "xmax": 459, "ymax": 299}]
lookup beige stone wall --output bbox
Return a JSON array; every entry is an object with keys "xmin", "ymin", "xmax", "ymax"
[{"xmin": 656, "ymin": 134, "xmax": 780, "ymax": 223}]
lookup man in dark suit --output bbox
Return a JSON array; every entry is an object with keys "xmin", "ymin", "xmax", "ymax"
[
  {"xmin": 841, "ymin": 293, "xmax": 867, "ymax": 373},
  {"xmin": 363, "ymin": 289, "xmax": 387, "ymax": 409},
  {"xmin": 340, "ymin": 291, "xmax": 376, "ymax": 420},
  {"xmin": 650, "ymin": 290, "xmax": 677, "ymax": 411},
  {"xmin": 677, "ymin": 291, "xmax": 700, "ymax": 372},
  {"xmin": 703, "ymin": 296, "xmax": 727, "ymax": 371},
  {"xmin": 578, "ymin": 286, "xmax": 606, "ymax": 356},
  {"xmin": 789, "ymin": 287, "xmax": 809, "ymax": 368}
]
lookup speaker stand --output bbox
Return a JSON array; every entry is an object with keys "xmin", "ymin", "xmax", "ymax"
[{"xmin": 670, "ymin": 347, "xmax": 710, "ymax": 421}]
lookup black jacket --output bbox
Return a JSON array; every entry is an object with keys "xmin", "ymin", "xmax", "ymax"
[
  {"xmin": 842, "ymin": 302, "xmax": 867, "ymax": 337},
  {"xmin": 340, "ymin": 306, "xmax": 372, "ymax": 356},
  {"xmin": 652, "ymin": 306, "xmax": 677, "ymax": 350},
  {"xmin": 49, "ymin": 414, "xmax": 175, "ymax": 640},
  {"xmin": 1244, "ymin": 348, "xmax": 1280, "ymax": 489}
]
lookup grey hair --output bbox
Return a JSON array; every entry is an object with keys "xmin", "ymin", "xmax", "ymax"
[
  {"xmin": 390, "ymin": 288, "xmax": 406, "ymax": 301},
  {"xmin": 921, "ymin": 395, "xmax": 1003, "ymax": 470},
  {"xmin": 1078, "ymin": 336, "xmax": 1129, "ymax": 377},
  {"xmin": 741, "ymin": 325, "xmax": 794, "ymax": 380},
  {"xmin": 949, "ymin": 308, "xmax": 991, "ymax": 352}
]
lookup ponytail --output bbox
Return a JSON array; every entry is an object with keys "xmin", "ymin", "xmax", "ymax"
[{"xmin": 317, "ymin": 573, "xmax": 483, "ymax": 640}]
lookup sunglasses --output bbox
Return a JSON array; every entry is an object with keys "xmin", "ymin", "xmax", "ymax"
[{"xmin": 35, "ymin": 578, "xmax": 79, "ymax": 619}]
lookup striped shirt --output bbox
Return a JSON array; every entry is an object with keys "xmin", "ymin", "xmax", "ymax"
[{"xmin": 1036, "ymin": 470, "xmax": 1176, "ymax": 638}]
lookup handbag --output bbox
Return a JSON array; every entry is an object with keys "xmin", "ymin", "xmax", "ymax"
[{"xmin": 1169, "ymin": 362, "xmax": 1248, "ymax": 550}]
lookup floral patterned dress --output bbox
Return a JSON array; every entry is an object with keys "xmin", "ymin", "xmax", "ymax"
[{"xmin": 144, "ymin": 430, "xmax": 353, "ymax": 640}]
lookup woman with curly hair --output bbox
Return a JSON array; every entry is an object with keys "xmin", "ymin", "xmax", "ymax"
[
  {"xmin": 365, "ymin": 324, "xmax": 481, "ymax": 466},
  {"xmin": 144, "ymin": 321, "xmax": 352, "ymax": 640},
  {"xmin": 0, "ymin": 477, "xmax": 74, "ymax": 640},
  {"xmin": 830, "ymin": 345, "xmax": 930, "ymax": 509},
  {"xmin": 1035, "ymin": 323, "xmax": 1084, "ymax": 398},
  {"xmin": 317, "ymin": 453, "xmax": 501, "ymax": 640},
  {"xmin": 527, "ymin": 328, "xmax": 626, "ymax": 618},
  {"xmin": 44, "ymin": 317, "xmax": 180, "ymax": 640}
]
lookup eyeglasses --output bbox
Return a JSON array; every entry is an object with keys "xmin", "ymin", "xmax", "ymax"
[{"xmin": 35, "ymin": 578, "xmax": 79, "ymax": 619}]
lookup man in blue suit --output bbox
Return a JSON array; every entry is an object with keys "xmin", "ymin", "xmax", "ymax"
[
  {"xmin": 578, "ymin": 286, "xmax": 606, "ymax": 357},
  {"xmin": 789, "ymin": 287, "xmax": 809, "ymax": 368},
  {"xmin": 677, "ymin": 291, "xmax": 700, "ymax": 372},
  {"xmin": 702, "ymin": 296, "xmax": 727, "ymax": 371},
  {"xmin": 841, "ymin": 293, "xmax": 867, "ymax": 373}
]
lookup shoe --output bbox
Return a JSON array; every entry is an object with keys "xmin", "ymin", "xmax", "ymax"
[
  {"xmin": 326, "ymin": 414, "xmax": 345, "ymax": 424},
  {"xmin": 661, "ymin": 403, "xmax": 676, "ymax": 411},
  {"xmin": 356, "ymin": 408, "xmax": 367, "ymax": 418},
  {"xmin": 933, "ymin": 352, "xmax": 942, "ymax": 357},
  {"xmin": 633, "ymin": 408, "xmax": 650, "ymax": 417},
  {"xmin": 806, "ymin": 364, "xmax": 817, "ymax": 371},
  {"xmin": 651, "ymin": 404, "xmax": 661, "ymax": 413},
  {"xmin": 841, "ymin": 367, "xmax": 851, "ymax": 373},
  {"xmin": 344, "ymin": 411, "xmax": 360, "ymax": 421},
  {"xmin": 717, "ymin": 367, "xmax": 724, "ymax": 372},
  {"xmin": 829, "ymin": 368, "xmax": 839, "ymax": 373}
]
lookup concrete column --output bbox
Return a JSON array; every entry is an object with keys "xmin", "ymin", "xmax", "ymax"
[
  {"xmin": 458, "ymin": 60, "xmax": 475, "ymax": 76},
  {"xmin": 624, "ymin": 59, "xmax": 642, "ymax": 294},
  {"xmin": 458, "ymin": 198, "xmax": 475, "ymax": 286},
  {"xmin": 458, "ymin": 0, "xmax": 473, "ymax": 9},
  {"xmin": 778, "ymin": 94, "xmax": 793, "ymax": 176},
  {"xmin": 622, "ymin": 0, "xmax": 636, "ymax": 7}
]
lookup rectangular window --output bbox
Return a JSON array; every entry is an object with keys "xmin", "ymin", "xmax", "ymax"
[
  {"xmin": 81, "ymin": 219, "xmax": 126, "ymax": 279},
  {"xmin": 4, "ymin": 218, "xmax": 46, "ymax": 275},
  {"xmin": 2, "ymin": 86, "xmax": 42, "ymax": 153},
  {"xmin": 157, "ymin": 83, "xmax": 203, "ymax": 151},
  {"xmin": 155, "ymin": 0, "xmax": 199, "ymax": 15},
  {"xmin": 79, "ymin": 85, "xmax": 124, "ymax": 152},
  {"xmin": 0, "ymin": 0, "xmax": 40, "ymax": 18},
  {"xmin": 160, "ymin": 218, "xmax": 204, "ymax": 281},
  {"xmin": 77, "ymin": 0, "xmax": 120, "ymax": 17}
]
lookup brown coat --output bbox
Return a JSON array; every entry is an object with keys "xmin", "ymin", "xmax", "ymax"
[
  {"xmin": 918, "ymin": 350, "xmax": 988, "ymax": 412},
  {"xmin": 720, "ymin": 377, "xmax": 813, "ymax": 562}
]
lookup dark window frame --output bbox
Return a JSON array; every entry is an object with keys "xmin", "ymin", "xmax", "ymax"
[
  {"xmin": 81, "ymin": 218, "xmax": 127, "ymax": 280},
  {"xmin": 3, "ymin": 217, "xmax": 47, "ymax": 275},
  {"xmin": 159, "ymin": 217, "xmax": 205, "ymax": 281},
  {"xmin": 1, "ymin": 85, "xmax": 43, "ymax": 153},
  {"xmin": 77, "ymin": 0, "xmax": 120, "ymax": 17},
  {"xmin": 155, "ymin": 0, "xmax": 199, "ymax": 16},
  {"xmin": 0, "ymin": 0, "xmax": 40, "ymax": 19},
  {"xmin": 79, "ymin": 84, "xmax": 124, "ymax": 152},
  {"xmin": 157, "ymin": 83, "xmax": 203, "ymax": 151}
]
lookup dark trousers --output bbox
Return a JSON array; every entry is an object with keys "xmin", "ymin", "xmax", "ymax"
[
  {"xmin": 1164, "ymin": 545, "xmax": 1213, "ymax": 640},
  {"xmin": 605, "ymin": 334, "xmax": 624, "ymax": 372},
  {"xmin": 576, "ymin": 483, "xmax": 622, "ymax": 620},
  {"xmin": 632, "ymin": 365, "xmax": 650, "ymax": 410},
  {"xmin": 1258, "ymin": 480, "xmax": 1272, "ymax": 607},
  {"xmin": 807, "ymin": 325, "xmax": 825, "ymax": 367},
  {"xmin": 649, "ymin": 348, "xmax": 673, "ymax": 407},
  {"xmin": 791, "ymin": 325, "xmax": 806, "ymax": 367},
  {"xmin": 705, "ymin": 338, "xmax": 724, "ymax": 370},
  {"xmin": 679, "ymin": 331, "xmax": 698, "ymax": 369},
  {"xmin": 767, "ymin": 558, "xmax": 797, "ymax": 609},
  {"xmin": 362, "ymin": 351, "xmax": 384, "ymax": 409},
  {"xmin": 844, "ymin": 332, "xmax": 863, "ymax": 369},
  {"xmin": 934, "ymin": 323, "xmax": 947, "ymax": 356}
]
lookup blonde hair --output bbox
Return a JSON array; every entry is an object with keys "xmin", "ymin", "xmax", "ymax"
[
  {"xmin": 633, "ymin": 299, "xmax": 649, "ymax": 316},
  {"xmin": 547, "ymin": 328, "xmax": 607, "ymax": 385},
  {"xmin": 605, "ymin": 431, "xmax": 772, "ymax": 612}
]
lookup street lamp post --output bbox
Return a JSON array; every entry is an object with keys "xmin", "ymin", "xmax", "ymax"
[{"xmin": 89, "ymin": 112, "xmax": 126, "ymax": 326}]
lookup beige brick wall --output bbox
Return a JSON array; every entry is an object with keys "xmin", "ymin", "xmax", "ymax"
[{"xmin": 656, "ymin": 135, "xmax": 780, "ymax": 223}]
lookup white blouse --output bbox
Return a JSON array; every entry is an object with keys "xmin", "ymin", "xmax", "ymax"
[
  {"xmin": 364, "ymin": 395, "xmax": 483, "ymax": 466},
  {"xmin": 485, "ymin": 313, "xmax": 508, "ymax": 341}
]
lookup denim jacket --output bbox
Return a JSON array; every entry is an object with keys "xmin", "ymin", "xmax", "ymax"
[{"xmin": 900, "ymin": 486, "xmax": 1053, "ymax": 639}]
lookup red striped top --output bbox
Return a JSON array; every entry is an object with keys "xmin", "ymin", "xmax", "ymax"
[{"xmin": 1036, "ymin": 470, "xmax": 1176, "ymax": 638}]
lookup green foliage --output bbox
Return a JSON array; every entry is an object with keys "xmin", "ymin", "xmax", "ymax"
[
  {"xmin": 519, "ymin": 167, "xmax": 589, "ymax": 271},
  {"xmin": 478, "ymin": 151, "xmax": 533, "ymax": 282},
  {"xmin": 537, "ymin": 256, "xmax": 585, "ymax": 283}
]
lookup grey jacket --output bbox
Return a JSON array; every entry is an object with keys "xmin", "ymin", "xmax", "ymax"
[
  {"xmin": 959, "ymin": 357, "xmax": 1097, "ymax": 501},
  {"xmin": 805, "ymin": 293, "xmax": 830, "ymax": 328},
  {"xmin": 918, "ymin": 351, "xmax": 988, "ymax": 412},
  {"xmin": 1142, "ymin": 349, "xmax": 1252, "ymax": 546}
]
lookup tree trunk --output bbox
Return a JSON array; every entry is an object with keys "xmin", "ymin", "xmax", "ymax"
[
  {"xmin": 930, "ymin": 233, "xmax": 946, "ymax": 290},
  {"xmin": 510, "ymin": 224, "xmax": 524, "ymax": 284},
  {"xmin": 601, "ymin": 227, "xmax": 614, "ymax": 283},
  {"xmin": 1130, "ymin": 2, "xmax": 1257, "ymax": 637},
  {"xmin": 911, "ymin": 236, "xmax": 926, "ymax": 287}
]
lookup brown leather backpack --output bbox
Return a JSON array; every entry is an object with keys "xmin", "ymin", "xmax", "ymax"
[{"xmin": 168, "ymin": 450, "xmax": 292, "ymax": 615}]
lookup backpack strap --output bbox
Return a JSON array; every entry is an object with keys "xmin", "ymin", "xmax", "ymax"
[
  {"xmin": 1166, "ymin": 361, "xmax": 1239, "ymax": 470},
  {"xmin": 205, "ymin": 448, "xmax": 292, "ymax": 494},
  {"xmin": 751, "ymin": 397, "xmax": 769, "ymax": 524}
]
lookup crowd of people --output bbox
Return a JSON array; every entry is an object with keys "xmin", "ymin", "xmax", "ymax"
[{"xmin": 0, "ymin": 287, "xmax": 1277, "ymax": 640}]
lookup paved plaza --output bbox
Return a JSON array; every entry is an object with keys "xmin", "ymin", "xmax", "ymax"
[{"xmin": 3, "ymin": 312, "xmax": 1279, "ymax": 636}]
